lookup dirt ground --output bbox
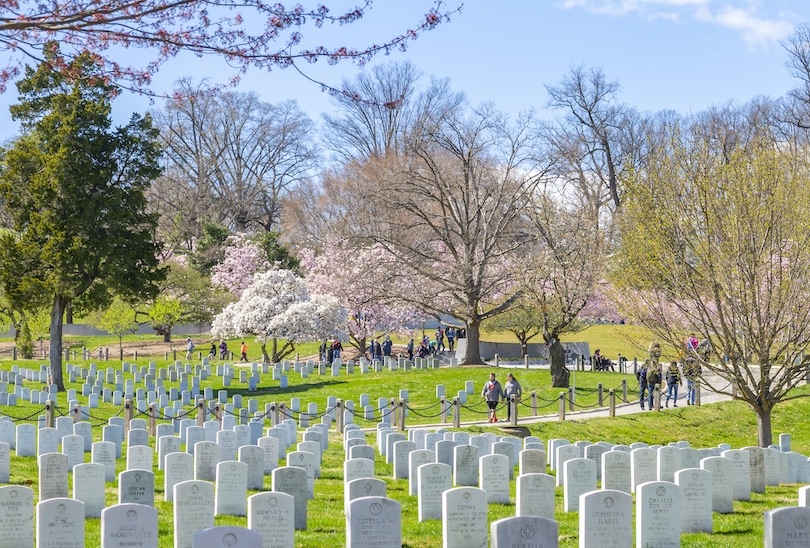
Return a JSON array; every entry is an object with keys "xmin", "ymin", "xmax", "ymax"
[{"xmin": 0, "ymin": 337, "xmax": 384, "ymax": 362}]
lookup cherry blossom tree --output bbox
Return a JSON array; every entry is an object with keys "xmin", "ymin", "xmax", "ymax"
[
  {"xmin": 211, "ymin": 268, "xmax": 343, "ymax": 362},
  {"xmin": 0, "ymin": 2, "xmax": 459, "ymax": 95},
  {"xmin": 299, "ymin": 240, "xmax": 421, "ymax": 355},
  {"xmin": 210, "ymin": 233, "xmax": 273, "ymax": 296}
]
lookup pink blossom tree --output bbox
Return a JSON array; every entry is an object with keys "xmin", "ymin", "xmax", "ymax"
[
  {"xmin": 210, "ymin": 233, "xmax": 273, "ymax": 297},
  {"xmin": 299, "ymin": 241, "xmax": 422, "ymax": 355}
]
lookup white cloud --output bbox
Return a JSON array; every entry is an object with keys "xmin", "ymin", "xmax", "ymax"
[{"xmin": 557, "ymin": 0, "xmax": 796, "ymax": 45}]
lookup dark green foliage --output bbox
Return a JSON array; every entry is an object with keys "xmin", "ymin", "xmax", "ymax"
[
  {"xmin": 0, "ymin": 45, "xmax": 166, "ymax": 388},
  {"xmin": 189, "ymin": 220, "xmax": 230, "ymax": 275},
  {"xmin": 255, "ymin": 229, "xmax": 300, "ymax": 272}
]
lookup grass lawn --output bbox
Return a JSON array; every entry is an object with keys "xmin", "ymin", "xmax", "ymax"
[
  {"xmin": 482, "ymin": 323, "xmax": 676, "ymax": 362},
  {"xmin": 0, "ymin": 351, "xmax": 806, "ymax": 546}
]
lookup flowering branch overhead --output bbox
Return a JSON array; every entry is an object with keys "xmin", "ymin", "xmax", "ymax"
[{"xmin": 0, "ymin": 1, "xmax": 461, "ymax": 94}]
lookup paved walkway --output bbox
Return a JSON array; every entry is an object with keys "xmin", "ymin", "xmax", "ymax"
[{"xmin": 407, "ymin": 365, "xmax": 734, "ymax": 430}]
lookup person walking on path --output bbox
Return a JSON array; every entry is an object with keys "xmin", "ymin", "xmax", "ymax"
[
  {"xmin": 637, "ymin": 360, "xmax": 649, "ymax": 410},
  {"xmin": 446, "ymin": 327, "xmax": 456, "ymax": 352},
  {"xmin": 481, "ymin": 372, "xmax": 505, "ymax": 423},
  {"xmin": 665, "ymin": 361, "xmax": 682, "ymax": 407},
  {"xmin": 684, "ymin": 359, "xmax": 702, "ymax": 405},
  {"xmin": 504, "ymin": 373, "xmax": 523, "ymax": 421},
  {"xmin": 185, "ymin": 338, "xmax": 195, "ymax": 360},
  {"xmin": 240, "ymin": 341, "xmax": 248, "ymax": 362},
  {"xmin": 646, "ymin": 362, "xmax": 662, "ymax": 409}
]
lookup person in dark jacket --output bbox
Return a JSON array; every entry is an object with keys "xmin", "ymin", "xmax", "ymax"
[{"xmin": 381, "ymin": 335, "xmax": 393, "ymax": 357}]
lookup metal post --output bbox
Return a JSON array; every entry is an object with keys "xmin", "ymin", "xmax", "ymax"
[
  {"xmin": 45, "ymin": 400, "xmax": 55, "ymax": 428},
  {"xmin": 558, "ymin": 392, "xmax": 566, "ymax": 421},
  {"xmin": 622, "ymin": 378, "xmax": 628, "ymax": 403},
  {"xmin": 196, "ymin": 401, "xmax": 205, "ymax": 426},
  {"xmin": 398, "ymin": 399, "xmax": 406, "ymax": 431},
  {"xmin": 336, "ymin": 399, "xmax": 344, "ymax": 433},
  {"xmin": 524, "ymin": 355, "xmax": 529, "ymax": 369},
  {"xmin": 598, "ymin": 383, "xmax": 603, "ymax": 407},
  {"xmin": 531, "ymin": 390, "xmax": 537, "ymax": 416},
  {"xmin": 452, "ymin": 397, "xmax": 460, "ymax": 428},
  {"xmin": 609, "ymin": 389, "xmax": 616, "ymax": 417},
  {"xmin": 134, "ymin": 351, "xmax": 138, "ymax": 361},
  {"xmin": 510, "ymin": 395, "xmax": 517, "ymax": 426},
  {"xmin": 495, "ymin": 354, "xmax": 500, "ymax": 368},
  {"xmin": 618, "ymin": 354, "xmax": 623, "ymax": 372},
  {"xmin": 173, "ymin": 350, "xmax": 177, "ymax": 361},
  {"xmin": 124, "ymin": 399, "xmax": 132, "ymax": 434},
  {"xmin": 568, "ymin": 387, "xmax": 574, "ymax": 411},
  {"xmin": 148, "ymin": 403, "xmax": 157, "ymax": 436}
]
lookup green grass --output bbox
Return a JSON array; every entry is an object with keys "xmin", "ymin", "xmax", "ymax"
[
  {"xmin": 1, "ymin": 356, "xmax": 807, "ymax": 547},
  {"xmin": 483, "ymin": 323, "xmax": 683, "ymax": 362}
]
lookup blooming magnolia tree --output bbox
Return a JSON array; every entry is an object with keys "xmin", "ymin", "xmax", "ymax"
[
  {"xmin": 211, "ymin": 269, "xmax": 344, "ymax": 362},
  {"xmin": 299, "ymin": 241, "xmax": 421, "ymax": 355},
  {"xmin": 210, "ymin": 233, "xmax": 273, "ymax": 297}
]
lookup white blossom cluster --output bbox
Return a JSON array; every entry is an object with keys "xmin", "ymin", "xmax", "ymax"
[{"xmin": 211, "ymin": 269, "xmax": 345, "ymax": 343}]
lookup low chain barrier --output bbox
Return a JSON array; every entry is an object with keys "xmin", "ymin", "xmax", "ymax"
[{"xmin": 0, "ymin": 404, "xmax": 49, "ymax": 423}]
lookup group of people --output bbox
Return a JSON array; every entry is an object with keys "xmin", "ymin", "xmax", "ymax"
[
  {"xmin": 481, "ymin": 372, "xmax": 523, "ymax": 422},
  {"xmin": 637, "ymin": 335, "xmax": 704, "ymax": 410},
  {"xmin": 592, "ymin": 349, "xmax": 615, "ymax": 371},
  {"xmin": 186, "ymin": 338, "xmax": 249, "ymax": 362},
  {"xmin": 318, "ymin": 339, "xmax": 344, "ymax": 364}
]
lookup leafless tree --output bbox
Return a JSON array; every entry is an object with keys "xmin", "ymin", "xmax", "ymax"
[
  {"xmin": 518, "ymin": 193, "xmax": 601, "ymax": 387},
  {"xmin": 322, "ymin": 61, "xmax": 422, "ymax": 162},
  {"xmin": 343, "ymin": 101, "xmax": 549, "ymax": 364},
  {"xmin": 151, "ymin": 81, "xmax": 318, "ymax": 240},
  {"xmin": 544, "ymin": 66, "xmax": 649, "ymax": 227}
]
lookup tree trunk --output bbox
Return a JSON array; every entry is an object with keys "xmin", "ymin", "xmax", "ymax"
[
  {"xmin": 461, "ymin": 319, "xmax": 483, "ymax": 365},
  {"xmin": 65, "ymin": 302, "xmax": 73, "ymax": 324},
  {"xmin": 260, "ymin": 342, "xmax": 270, "ymax": 363},
  {"xmin": 163, "ymin": 330, "xmax": 171, "ymax": 343},
  {"xmin": 49, "ymin": 295, "xmax": 67, "ymax": 391},
  {"xmin": 546, "ymin": 333, "xmax": 570, "ymax": 388},
  {"xmin": 755, "ymin": 406, "xmax": 773, "ymax": 448}
]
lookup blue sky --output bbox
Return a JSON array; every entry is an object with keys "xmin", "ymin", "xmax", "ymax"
[{"xmin": 2, "ymin": 0, "xmax": 810, "ymax": 141}]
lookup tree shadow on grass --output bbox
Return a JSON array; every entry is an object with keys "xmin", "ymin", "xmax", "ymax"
[{"xmin": 222, "ymin": 380, "xmax": 348, "ymax": 397}]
